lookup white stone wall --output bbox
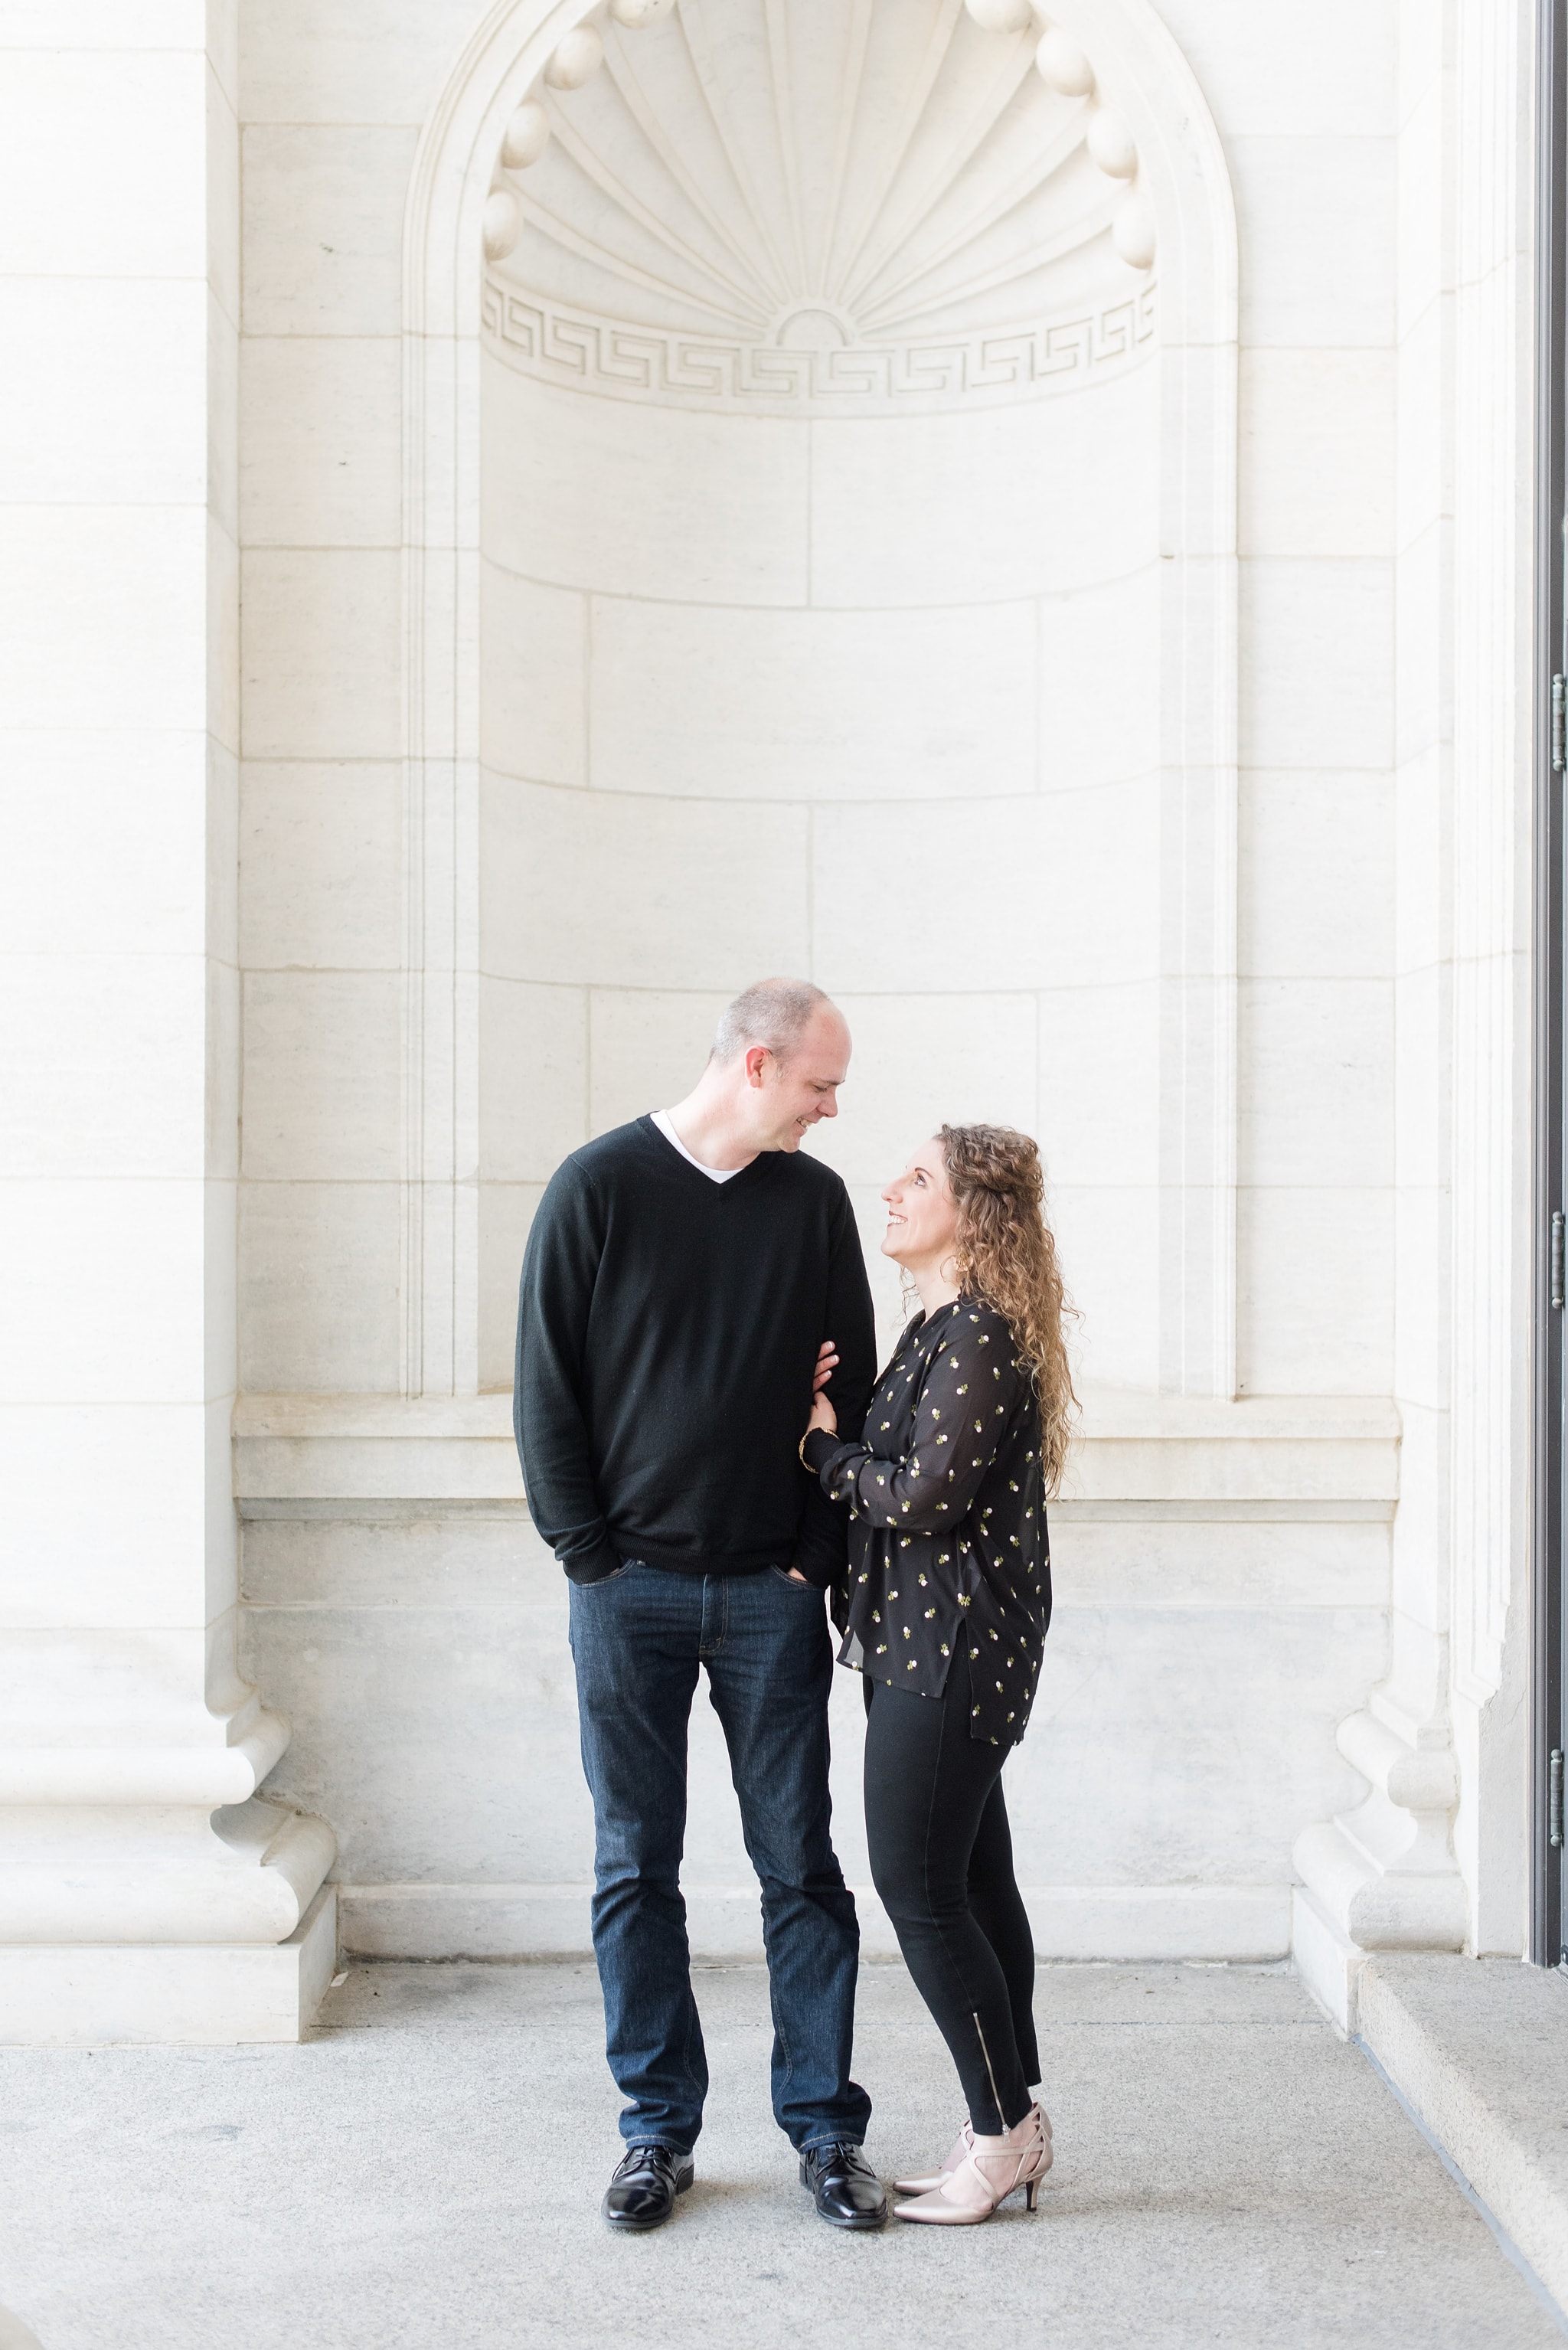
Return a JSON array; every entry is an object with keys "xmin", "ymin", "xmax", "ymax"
[
  {"xmin": 236, "ymin": 26, "xmax": 417, "ymax": 1395},
  {"xmin": 1185, "ymin": 2, "xmax": 1399, "ymax": 1401},
  {"xmin": 226, "ymin": 0, "xmax": 1413, "ymax": 1967},
  {"xmin": 475, "ymin": 353, "xmax": 1163, "ymax": 1390},
  {"xmin": 5, "ymin": 0, "xmax": 1541, "ymax": 2031},
  {"xmin": 234, "ymin": 1391, "xmax": 1395, "ymax": 1960}
]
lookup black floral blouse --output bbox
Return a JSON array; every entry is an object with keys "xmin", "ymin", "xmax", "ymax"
[{"xmin": 802, "ymin": 1298, "xmax": 1051, "ymax": 1747}]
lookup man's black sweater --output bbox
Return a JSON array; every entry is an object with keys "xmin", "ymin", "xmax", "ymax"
[{"xmin": 514, "ymin": 1116, "xmax": 877, "ymax": 1587}]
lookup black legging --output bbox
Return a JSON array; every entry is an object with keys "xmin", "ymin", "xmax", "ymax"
[{"xmin": 862, "ymin": 1646, "xmax": 1039, "ymax": 2134}]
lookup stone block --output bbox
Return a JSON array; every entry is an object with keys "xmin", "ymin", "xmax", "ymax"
[
  {"xmin": 240, "ymin": 550, "xmax": 402, "ymax": 760},
  {"xmin": 479, "ymin": 566, "xmax": 587, "ymax": 788},
  {"xmin": 1357, "ymin": 1955, "xmax": 1568, "ymax": 2316},
  {"xmin": 1396, "ymin": 525, "xmax": 1449, "ymax": 771},
  {"xmin": 1231, "ymin": 134, "xmax": 1397, "ymax": 347},
  {"xmin": 1241, "ymin": 770, "xmax": 1395, "ymax": 979},
  {"xmin": 810, "ymin": 992, "xmax": 1040, "ymax": 1188},
  {"xmin": 1045, "ymin": 1182, "xmax": 1162, "ymax": 1390},
  {"xmin": 479, "ymin": 776, "xmax": 810, "ymax": 991},
  {"xmin": 0, "ymin": 1888, "xmax": 337, "ymax": 2048},
  {"xmin": 586, "ymin": 596, "xmax": 1039, "ymax": 801},
  {"xmin": 240, "ymin": 0, "xmax": 495, "ymax": 124},
  {"xmin": 0, "ymin": 49, "xmax": 207, "ymax": 276},
  {"xmin": 1037, "ymin": 566, "xmax": 1161, "ymax": 791},
  {"xmin": 241, "ymin": 971, "xmax": 402, "ymax": 1182},
  {"xmin": 0, "ymin": 281, "xmax": 208, "ymax": 505},
  {"xmin": 240, "ymin": 126, "xmax": 416, "ymax": 336},
  {"xmin": 1238, "ymin": 1187, "xmax": 1394, "ymax": 1395},
  {"xmin": 1396, "ymin": 299, "xmax": 1447, "ymax": 542},
  {"xmin": 1156, "ymin": 0, "xmax": 1394, "ymax": 136},
  {"xmin": 811, "ymin": 780, "xmax": 1159, "ymax": 995},
  {"xmin": 808, "ymin": 372, "xmax": 1158, "ymax": 607},
  {"xmin": 1008, "ymin": 1599, "xmax": 1386, "ymax": 1887},
  {"xmin": 1240, "ymin": 979, "xmax": 1394, "ymax": 1187},
  {"xmin": 0, "ymin": 509, "xmax": 207, "ymax": 733},
  {"xmin": 1240, "ymin": 559, "xmax": 1394, "ymax": 771},
  {"xmin": 1050, "ymin": 1512, "xmax": 1389, "ymax": 1610},
  {"xmin": 1292, "ymin": 1882, "xmax": 1365, "ymax": 2033},
  {"xmin": 482, "ymin": 364, "xmax": 809, "ymax": 605},
  {"xmin": 0, "ymin": 734, "xmax": 208, "ymax": 957},
  {"xmin": 479, "ymin": 979, "xmax": 588, "ymax": 1182},
  {"xmin": 0, "ymin": 1405, "xmax": 217, "ymax": 1629},
  {"xmin": 0, "ymin": 1179, "xmax": 209, "ymax": 1405},
  {"xmin": 1036, "ymin": 980, "xmax": 1160, "ymax": 1187},
  {"xmin": 240, "ymin": 337, "xmax": 402, "ymax": 547},
  {"xmin": 477, "ymin": 1185, "xmax": 544, "ymax": 1391},
  {"xmin": 0, "ymin": 954, "xmax": 207, "ymax": 1180},
  {"xmin": 1240, "ymin": 349, "xmax": 1396, "ymax": 559},
  {"xmin": 240, "ymin": 763, "xmax": 403, "ymax": 973},
  {"xmin": 238, "ymin": 1183, "xmax": 401, "ymax": 1394},
  {"xmin": 586, "ymin": 991, "xmax": 732, "ymax": 1139}
]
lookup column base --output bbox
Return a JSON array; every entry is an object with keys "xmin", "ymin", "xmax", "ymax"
[
  {"xmin": 0, "ymin": 1885, "xmax": 337, "ymax": 2047},
  {"xmin": 1291, "ymin": 1884, "xmax": 1367, "ymax": 2034}
]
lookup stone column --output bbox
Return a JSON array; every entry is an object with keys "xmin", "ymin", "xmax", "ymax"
[
  {"xmin": 1292, "ymin": 0, "xmax": 1537, "ymax": 2026},
  {"xmin": 1289, "ymin": 0, "xmax": 1467, "ymax": 2035},
  {"xmin": 0, "ymin": 4, "xmax": 335, "ymax": 2043}
]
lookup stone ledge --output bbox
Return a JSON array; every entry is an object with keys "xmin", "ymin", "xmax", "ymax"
[
  {"xmin": 1357, "ymin": 1953, "xmax": 1568, "ymax": 2319},
  {"xmin": 337, "ymin": 1880, "xmax": 1288, "ymax": 1964},
  {"xmin": 234, "ymin": 1390, "xmax": 1400, "ymax": 1512},
  {"xmin": 0, "ymin": 1886, "xmax": 338, "ymax": 2048}
]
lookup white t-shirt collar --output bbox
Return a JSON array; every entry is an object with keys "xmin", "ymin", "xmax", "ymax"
[{"xmin": 651, "ymin": 1108, "xmax": 744, "ymax": 1184}]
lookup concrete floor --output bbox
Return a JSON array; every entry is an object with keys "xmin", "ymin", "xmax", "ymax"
[{"xmin": 0, "ymin": 1959, "xmax": 1560, "ymax": 2350}]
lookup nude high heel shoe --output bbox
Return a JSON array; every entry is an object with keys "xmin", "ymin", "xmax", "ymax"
[
  {"xmin": 893, "ymin": 2103, "xmax": 1051, "ymax": 2196},
  {"xmin": 893, "ymin": 2104, "xmax": 1051, "ymax": 2225},
  {"xmin": 893, "ymin": 2120, "xmax": 972, "ymax": 2197}
]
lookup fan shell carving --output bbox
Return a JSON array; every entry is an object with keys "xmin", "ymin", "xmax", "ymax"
[{"xmin": 484, "ymin": 0, "xmax": 1155, "ymax": 415}]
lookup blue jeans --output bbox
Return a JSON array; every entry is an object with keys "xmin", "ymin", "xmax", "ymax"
[{"xmin": 567, "ymin": 1561, "xmax": 871, "ymax": 2156}]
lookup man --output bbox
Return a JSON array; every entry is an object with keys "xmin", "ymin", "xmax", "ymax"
[{"xmin": 514, "ymin": 979, "xmax": 884, "ymax": 2233}]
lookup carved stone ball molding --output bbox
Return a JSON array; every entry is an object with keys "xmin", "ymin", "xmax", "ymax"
[{"xmin": 481, "ymin": 0, "xmax": 1158, "ymax": 276}]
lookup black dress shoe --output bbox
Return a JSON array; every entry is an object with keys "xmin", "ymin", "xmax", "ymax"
[
  {"xmin": 799, "ymin": 2140, "xmax": 888, "ymax": 2229},
  {"xmin": 603, "ymin": 2142, "xmax": 694, "ymax": 2231}
]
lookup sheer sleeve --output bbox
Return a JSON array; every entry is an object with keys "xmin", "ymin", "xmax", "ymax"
[
  {"xmin": 789, "ymin": 1178, "xmax": 877, "ymax": 1588},
  {"xmin": 812, "ymin": 1314, "xmax": 1022, "ymax": 1535}
]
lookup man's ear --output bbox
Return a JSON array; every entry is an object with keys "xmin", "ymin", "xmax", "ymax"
[{"xmin": 744, "ymin": 1044, "xmax": 771, "ymax": 1090}]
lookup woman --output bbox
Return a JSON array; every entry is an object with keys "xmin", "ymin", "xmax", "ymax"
[{"xmin": 799, "ymin": 1124, "xmax": 1074, "ymax": 2226}]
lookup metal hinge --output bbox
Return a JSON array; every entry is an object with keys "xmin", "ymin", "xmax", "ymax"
[
  {"xmin": 1552, "ymin": 1750, "xmax": 1564, "ymax": 1849},
  {"xmin": 1554, "ymin": 675, "xmax": 1566, "ymax": 771},
  {"xmin": 1553, "ymin": 1212, "xmax": 1565, "ymax": 1309}
]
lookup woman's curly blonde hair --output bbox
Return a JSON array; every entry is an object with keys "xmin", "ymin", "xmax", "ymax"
[{"xmin": 939, "ymin": 1123, "xmax": 1078, "ymax": 1495}]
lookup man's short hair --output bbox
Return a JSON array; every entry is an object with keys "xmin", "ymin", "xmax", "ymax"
[{"xmin": 711, "ymin": 978, "xmax": 831, "ymax": 1066}]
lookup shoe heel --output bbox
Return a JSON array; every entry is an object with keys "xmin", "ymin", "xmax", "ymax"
[{"xmin": 1024, "ymin": 2178, "xmax": 1039, "ymax": 2212}]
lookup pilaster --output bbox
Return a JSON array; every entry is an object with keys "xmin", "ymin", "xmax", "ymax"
[
  {"xmin": 0, "ymin": 0, "xmax": 334, "ymax": 2044},
  {"xmin": 1292, "ymin": 0, "xmax": 1537, "ymax": 2019}
]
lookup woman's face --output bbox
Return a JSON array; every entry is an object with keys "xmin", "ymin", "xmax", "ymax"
[{"xmin": 881, "ymin": 1140, "xmax": 959, "ymax": 1273}]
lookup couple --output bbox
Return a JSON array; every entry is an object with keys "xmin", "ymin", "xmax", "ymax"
[{"xmin": 514, "ymin": 979, "xmax": 1074, "ymax": 2233}]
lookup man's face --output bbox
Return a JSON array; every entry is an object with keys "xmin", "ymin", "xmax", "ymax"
[{"xmin": 749, "ymin": 1008, "xmax": 851, "ymax": 1152}]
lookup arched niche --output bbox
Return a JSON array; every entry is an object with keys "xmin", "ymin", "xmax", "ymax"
[{"xmin": 401, "ymin": 0, "xmax": 1236, "ymax": 1402}]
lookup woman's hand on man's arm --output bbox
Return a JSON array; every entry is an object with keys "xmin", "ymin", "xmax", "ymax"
[
  {"xmin": 788, "ymin": 1341, "xmax": 844, "ymax": 1579},
  {"xmin": 805, "ymin": 1338, "xmax": 839, "ymax": 1437}
]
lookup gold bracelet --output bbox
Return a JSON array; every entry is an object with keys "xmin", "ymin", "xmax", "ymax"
[{"xmin": 799, "ymin": 1430, "xmax": 814, "ymax": 1467}]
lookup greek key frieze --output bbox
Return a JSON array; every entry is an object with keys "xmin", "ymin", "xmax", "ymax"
[{"xmin": 481, "ymin": 280, "xmax": 1157, "ymax": 414}]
